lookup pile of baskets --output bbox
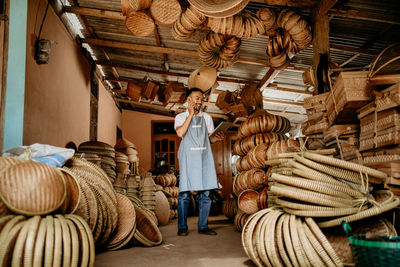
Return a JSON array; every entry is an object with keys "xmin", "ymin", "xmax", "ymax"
[
  {"xmin": 268, "ymin": 151, "xmax": 397, "ymax": 228},
  {"xmin": 77, "ymin": 141, "xmax": 117, "ymax": 183},
  {"xmin": 0, "ymin": 214, "xmax": 95, "ymax": 267},
  {"xmin": 242, "ymin": 208, "xmax": 344, "ymax": 267},
  {"xmin": 140, "ymin": 173, "xmax": 156, "ymax": 213},
  {"xmin": 122, "ymin": 0, "xmax": 182, "ymax": 37},
  {"xmin": 155, "ymin": 173, "xmax": 179, "ymax": 220},
  {"xmin": 232, "ymin": 110, "xmax": 299, "ymax": 218},
  {"xmin": 234, "ymin": 211, "xmax": 251, "ymax": 232},
  {"xmin": 222, "ymin": 197, "xmax": 238, "ymax": 220}
]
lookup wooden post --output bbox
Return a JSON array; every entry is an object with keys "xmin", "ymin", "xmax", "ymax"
[{"xmin": 312, "ymin": 0, "xmax": 338, "ymax": 95}]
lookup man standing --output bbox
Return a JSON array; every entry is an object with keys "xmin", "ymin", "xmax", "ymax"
[{"xmin": 174, "ymin": 88, "xmax": 225, "ymax": 236}]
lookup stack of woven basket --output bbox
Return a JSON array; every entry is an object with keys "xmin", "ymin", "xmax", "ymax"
[
  {"xmin": 122, "ymin": 0, "xmax": 181, "ymax": 37},
  {"xmin": 242, "ymin": 208, "xmax": 344, "ymax": 267},
  {"xmin": 78, "ymin": 141, "xmax": 117, "ymax": 183},
  {"xmin": 126, "ymin": 173, "xmax": 141, "ymax": 199},
  {"xmin": 234, "ymin": 211, "xmax": 251, "ymax": 232},
  {"xmin": 222, "ymin": 197, "xmax": 238, "ymax": 220},
  {"xmin": 115, "ymin": 138, "xmax": 139, "ymax": 174},
  {"xmin": 233, "ymin": 110, "xmax": 298, "ymax": 216},
  {"xmin": 63, "ymin": 158, "xmax": 119, "ymax": 247},
  {"xmin": 140, "ymin": 173, "xmax": 157, "ymax": 213},
  {"xmin": 155, "ymin": 173, "xmax": 179, "ymax": 220},
  {"xmin": 0, "ymin": 157, "xmax": 95, "ymax": 264},
  {"xmin": 74, "ymin": 151, "xmax": 102, "ymax": 166}
]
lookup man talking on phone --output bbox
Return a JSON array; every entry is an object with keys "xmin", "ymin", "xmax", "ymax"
[{"xmin": 174, "ymin": 88, "xmax": 225, "ymax": 236}]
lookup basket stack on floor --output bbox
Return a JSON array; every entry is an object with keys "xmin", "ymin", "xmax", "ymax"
[
  {"xmin": 241, "ymin": 150, "xmax": 400, "ymax": 266},
  {"xmin": 232, "ymin": 110, "xmax": 299, "ymax": 216},
  {"xmin": 357, "ymin": 82, "xmax": 400, "ymax": 195},
  {"xmin": 0, "ymin": 158, "xmax": 95, "ymax": 266},
  {"xmin": 155, "ymin": 173, "xmax": 179, "ymax": 220},
  {"xmin": 114, "ymin": 138, "xmax": 140, "ymax": 175},
  {"xmin": 140, "ymin": 173, "xmax": 157, "ymax": 214},
  {"xmin": 77, "ymin": 141, "xmax": 117, "ymax": 183}
]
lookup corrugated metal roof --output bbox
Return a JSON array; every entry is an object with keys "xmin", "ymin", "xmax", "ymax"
[{"xmin": 57, "ymin": 0, "xmax": 400, "ymax": 125}]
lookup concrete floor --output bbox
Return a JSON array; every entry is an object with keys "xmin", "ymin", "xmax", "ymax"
[{"xmin": 95, "ymin": 215, "xmax": 254, "ymax": 267}]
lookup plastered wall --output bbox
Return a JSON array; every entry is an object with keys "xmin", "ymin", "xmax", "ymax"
[
  {"xmin": 122, "ymin": 110, "xmax": 174, "ymax": 173},
  {"xmin": 23, "ymin": 0, "xmax": 121, "ymax": 148}
]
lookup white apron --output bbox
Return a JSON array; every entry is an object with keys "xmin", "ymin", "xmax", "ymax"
[{"xmin": 178, "ymin": 115, "xmax": 218, "ymax": 192}]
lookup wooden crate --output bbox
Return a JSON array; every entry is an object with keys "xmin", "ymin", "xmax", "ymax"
[
  {"xmin": 303, "ymin": 92, "xmax": 329, "ymax": 110},
  {"xmin": 323, "ymin": 124, "xmax": 359, "ymax": 143},
  {"xmin": 143, "ymin": 81, "xmax": 159, "ymax": 101},
  {"xmin": 360, "ymin": 108, "xmax": 400, "ymax": 135},
  {"xmin": 375, "ymin": 82, "xmax": 400, "ymax": 113},
  {"xmin": 127, "ymin": 82, "xmax": 143, "ymax": 101},
  {"xmin": 164, "ymin": 82, "xmax": 186, "ymax": 104},
  {"xmin": 216, "ymin": 91, "xmax": 232, "ymax": 113},
  {"xmin": 326, "ymin": 71, "xmax": 373, "ymax": 125}
]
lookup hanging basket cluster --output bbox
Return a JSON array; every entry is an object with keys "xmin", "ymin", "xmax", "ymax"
[
  {"xmin": 198, "ymin": 32, "xmax": 241, "ymax": 69},
  {"xmin": 263, "ymin": 8, "xmax": 312, "ymax": 69},
  {"xmin": 207, "ymin": 11, "xmax": 265, "ymax": 38},
  {"xmin": 173, "ymin": 5, "xmax": 207, "ymax": 41}
]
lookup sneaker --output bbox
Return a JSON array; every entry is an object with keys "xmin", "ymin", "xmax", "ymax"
[
  {"xmin": 198, "ymin": 228, "xmax": 217, "ymax": 235},
  {"xmin": 177, "ymin": 229, "xmax": 188, "ymax": 236}
]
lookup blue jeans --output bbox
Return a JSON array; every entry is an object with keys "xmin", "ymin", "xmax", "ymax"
[{"xmin": 178, "ymin": 190, "xmax": 211, "ymax": 231}]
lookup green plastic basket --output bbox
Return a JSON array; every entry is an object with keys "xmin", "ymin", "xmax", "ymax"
[{"xmin": 342, "ymin": 221, "xmax": 400, "ymax": 267}]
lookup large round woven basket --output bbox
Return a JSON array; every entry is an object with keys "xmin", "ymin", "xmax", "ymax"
[
  {"xmin": 238, "ymin": 189, "xmax": 259, "ymax": 214},
  {"xmin": 121, "ymin": 0, "xmax": 152, "ymax": 15},
  {"xmin": 150, "ymin": 0, "xmax": 181, "ymax": 25},
  {"xmin": 106, "ymin": 193, "xmax": 136, "ymax": 250},
  {"xmin": 0, "ymin": 161, "xmax": 66, "ymax": 216},
  {"xmin": 133, "ymin": 207, "xmax": 162, "ymax": 246},
  {"xmin": 155, "ymin": 191, "xmax": 170, "ymax": 225},
  {"xmin": 125, "ymin": 11, "xmax": 155, "ymax": 37}
]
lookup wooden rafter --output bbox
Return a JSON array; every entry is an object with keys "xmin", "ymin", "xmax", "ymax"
[
  {"xmin": 330, "ymin": 43, "xmax": 380, "ymax": 57},
  {"xmin": 82, "ymin": 38, "xmax": 269, "ymax": 66},
  {"xmin": 117, "ymin": 98, "xmax": 229, "ymax": 119},
  {"xmin": 101, "ymin": 66, "xmax": 251, "ymax": 84},
  {"xmin": 263, "ymin": 99, "xmax": 304, "ymax": 107},
  {"xmin": 329, "ymin": 9, "xmax": 400, "ymax": 25},
  {"xmin": 317, "ymin": 0, "xmax": 338, "ymax": 16},
  {"xmin": 258, "ymin": 68, "xmax": 280, "ymax": 89},
  {"xmin": 265, "ymin": 86, "xmax": 313, "ymax": 95}
]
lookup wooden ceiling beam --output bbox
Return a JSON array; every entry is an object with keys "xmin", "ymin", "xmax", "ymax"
[
  {"xmin": 268, "ymin": 110, "xmax": 307, "ymax": 119},
  {"xmin": 251, "ymin": 0, "xmax": 318, "ymax": 8},
  {"xmin": 263, "ymin": 99, "xmax": 304, "ymax": 106},
  {"xmin": 64, "ymin": 6, "xmax": 125, "ymax": 20},
  {"xmin": 265, "ymin": 86, "xmax": 313, "ymax": 95},
  {"xmin": 330, "ymin": 43, "xmax": 380, "ymax": 56},
  {"xmin": 117, "ymin": 98, "xmax": 229, "ymax": 119},
  {"xmin": 99, "ymin": 63, "xmax": 251, "ymax": 84},
  {"xmin": 329, "ymin": 9, "xmax": 400, "ymax": 25},
  {"xmin": 258, "ymin": 68, "xmax": 280, "ymax": 89},
  {"xmin": 82, "ymin": 38, "xmax": 269, "ymax": 66}
]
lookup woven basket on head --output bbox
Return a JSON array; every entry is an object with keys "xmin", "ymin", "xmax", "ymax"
[
  {"xmin": 126, "ymin": 11, "xmax": 155, "ymax": 37},
  {"xmin": 150, "ymin": 0, "xmax": 181, "ymax": 25},
  {"xmin": 0, "ymin": 161, "xmax": 66, "ymax": 216}
]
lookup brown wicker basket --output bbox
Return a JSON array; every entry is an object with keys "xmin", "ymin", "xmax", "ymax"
[
  {"xmin": 150, "ymin": 0, "xmax": 181, "ymax": 25},
  {"xmin": 125, "ymin": 11, "xmax": 155, "ymax": 37}
]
